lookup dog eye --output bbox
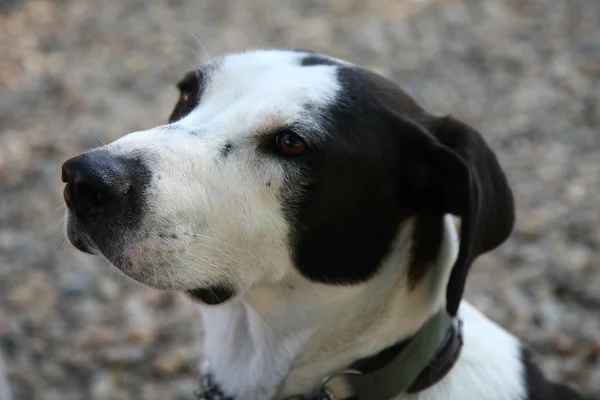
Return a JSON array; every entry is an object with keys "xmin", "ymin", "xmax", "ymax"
[
  {"xmin": 181, "ymin": 90, "xmax": 193, "ymax": 104},
  {"xmin": 275, "ymin": 130, "xmax": 308, "ymax": 156}
]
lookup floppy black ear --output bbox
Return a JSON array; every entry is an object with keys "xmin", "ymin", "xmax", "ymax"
[{"xmin": 422, "ymin": 116, "xmax": 515, "ymax": 316}]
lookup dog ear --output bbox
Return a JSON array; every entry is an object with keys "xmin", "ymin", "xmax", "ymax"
[
  {"xmin": 432, "ymin": 116, "xmax": 514, "ymax": 316},
  {"xmin": 410, "ymin": 115, "xmax": 515, "ymax": 316}
]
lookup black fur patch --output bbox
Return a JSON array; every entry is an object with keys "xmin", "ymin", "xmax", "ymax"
[
  {"xmin": 521, "ymin": 348, "xmax": 584, "ymax": 399},
  {"xmin": 285, "ymin": 66, "xmax": 445, "ymax": 284},
  {"xmin": 168, "ymin": 69, "xmax": 206, "ymax": 123},
  {"xmin": 286, "ymin": 63, "xmax": 515, "ymax": 320},
  {"xmin": 301, "ymin": 55, "xmax": 341, "ymax": 67}
]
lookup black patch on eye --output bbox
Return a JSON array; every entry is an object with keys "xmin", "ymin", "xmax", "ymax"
[
  {"xmin": 220, "ymin": 142, "xmax": 233, "ymax": 158},
  {"xmin": 168, "ymin": 69, "xmax": 206, "ymax": 123},
  {"xmin": 301, "ymin": 55, "xmax": 340, "ymax": 67},
  {"xmin": 284, "ymin": 66, "xmax": 446, "ymax": 285}
]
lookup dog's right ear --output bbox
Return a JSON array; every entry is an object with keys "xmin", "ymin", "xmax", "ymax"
[
  {"xmin": 427, "ymin": 116, "xmax": 515, "ymax": 316},
  {"xmin": 394, "ymin": 114, "xmax": 515, "ymax": 316}
]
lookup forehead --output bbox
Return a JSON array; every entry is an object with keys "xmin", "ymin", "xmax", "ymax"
[
  {"xmin": 178, "ymin": 50, "xmax": 348, "ymax": 140},
  {"xmin": 214, "ymin": 49, "xmax": 347, "ymax": 99}
]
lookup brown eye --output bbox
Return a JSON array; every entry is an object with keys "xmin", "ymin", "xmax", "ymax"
[
  {"xmin": 181, "ymin": 91, "xmax": 193, "ymax": 104},
  {"xmin": 276, "ymin": 131, "xmax": 308, "ymax": 156}
]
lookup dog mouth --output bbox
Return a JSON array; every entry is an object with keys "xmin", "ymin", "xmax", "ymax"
[
  {"xmin": 65, "ymin": 213, "xmax": 98, "ymax": 255},
  {"xmin": 186, "ymin": 286, "xmax": 235, "ymax": 305},
  {"xmin": 66, "ymin": 210, "xmax": 236, "ymax": 305},
  {"xmin": 70, "ymin": 235, "xmax": 96, "ymax": 254}
]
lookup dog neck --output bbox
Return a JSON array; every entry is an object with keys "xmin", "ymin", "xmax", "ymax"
[{"xmin": 199, "ymin": 215, "xmax": 459, "ymax": 400}]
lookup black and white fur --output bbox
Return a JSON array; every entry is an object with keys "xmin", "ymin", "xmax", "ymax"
[{"xmin": 62, "ymin": 50, "xmax": 584, "ymax": 400}]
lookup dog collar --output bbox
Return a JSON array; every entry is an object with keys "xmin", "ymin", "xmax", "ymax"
[
  {"xmin": 346, "ymin": 310, "xmax": 462, "ymax": 398},
  {"xmin": 195, "ymin": 310, "xmax": 462, "ymax": 400}
]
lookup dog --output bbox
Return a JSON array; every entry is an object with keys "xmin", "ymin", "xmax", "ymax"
[{"xmin": 62, "ymin": 49, "xmax": 585, "ymax": 400}]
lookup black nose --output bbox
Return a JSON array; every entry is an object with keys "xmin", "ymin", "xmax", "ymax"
[{"xmin": 62, "ymin": 153, "xmax": 133, "ymax": 219}]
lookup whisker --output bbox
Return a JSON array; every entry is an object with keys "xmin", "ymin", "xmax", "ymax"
[
  {"xmin": 53, "ymin": 232, "xmax": 68, "ymax": 253},
  {"xmin": 49, "ymin": 204, "xmax": 68, "ymax": 220},
  {"xmin": 187, "ymin": 233, "xmax": 261, "ymax": 264},
  {"xmin": 183, "ymin": 251, "xmax": 225, "ymax": 272},
  {"xmin": 89, "ymin": 132, "xmax": 106, "ymax": 146},
  {"xmin": 51, "ymin": 215, "xmax": 68, "ymax": 251},
  {"xmin": 164, "ymin": 259, "xmax": 178, "ymax": 293},
  {"xmin": 188, "ymin": 233, "xmax": 238, "ymax": 249},
  {"xmin": 184, "ymin": 242, "xmax": 238, "ymax": 264},
  {"xmin": 173, "ymin": 22, "xmax": 212, "ymax": 63}
]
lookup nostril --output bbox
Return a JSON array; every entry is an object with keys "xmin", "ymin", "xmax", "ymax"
[
  {"xmin": 61, "ymin": 167, "xmax": 70, "ymax": 183},
  {"xmin": 74, "ymin": 182, "xmax": 120, "ymax": 215},
  {"xmin": 62, "ymin": 162, "xmax": 74, "ymax": 184},
  {"xmin": 62, "ymin": 156, "xmax": 82, "ymax": 184}
]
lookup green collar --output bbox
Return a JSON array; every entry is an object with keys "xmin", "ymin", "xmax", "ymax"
[{"xmin": 344, "ymin": 310, "xmax": 462, "ymax": 399}]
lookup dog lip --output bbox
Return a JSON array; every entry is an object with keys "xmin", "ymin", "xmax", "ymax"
[
  {"xmin": 187, "ymin": 286, "xmax": 235, "ymax": 305},
  {"xmin": 65, "ymin": 213, "xmax": 97, "ymax": 254},
  {"xmin": 69, "ymin": 234, "xmax": 96, "ymax": 254},
  {"xmin": 63, "ymin": 183, "xmax": 76, "ymax": 211}
]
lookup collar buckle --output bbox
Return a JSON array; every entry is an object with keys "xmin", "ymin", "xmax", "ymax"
[
  {"xmin": 195, "ymin": 374, "xmax": 231, "ymax": 400},
  {"xmin": 285, "ymin": 369, "xmax": 362, "ymax": 400}
]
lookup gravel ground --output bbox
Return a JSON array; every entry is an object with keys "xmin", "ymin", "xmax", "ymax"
[{"xmin": 1, "ymin": 0, "xmax": 599, "ymax": 399}]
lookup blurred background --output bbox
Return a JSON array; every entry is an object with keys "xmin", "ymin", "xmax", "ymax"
[{"xmin": 1, "ymin": 0, "xmax": 599, "ymax": 399}]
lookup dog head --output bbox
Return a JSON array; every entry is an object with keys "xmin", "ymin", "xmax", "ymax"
[{"xmin": 62, "ymin": 50, "xmax": 514, "ymax": 314}]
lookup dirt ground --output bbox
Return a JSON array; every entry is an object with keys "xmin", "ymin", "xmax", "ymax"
[{"xmin": 1, "ymin": 0, "xmax": 599, "ymax": 399}]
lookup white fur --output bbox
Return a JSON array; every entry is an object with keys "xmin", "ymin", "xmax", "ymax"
[
  {"xmin": 83, "ymin": 50, "xmax": 528, "ymax": 399},
  {"xmin": 200, "ymin": 215, "xmax": 525, "ymax": 400},
  {"xmin": 401, "ymin": 302, "xmax": 525, "ymax": 400},
  {"xmin": 94, "ymin": 50, "xmax": 340, "ymax": 292}
]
